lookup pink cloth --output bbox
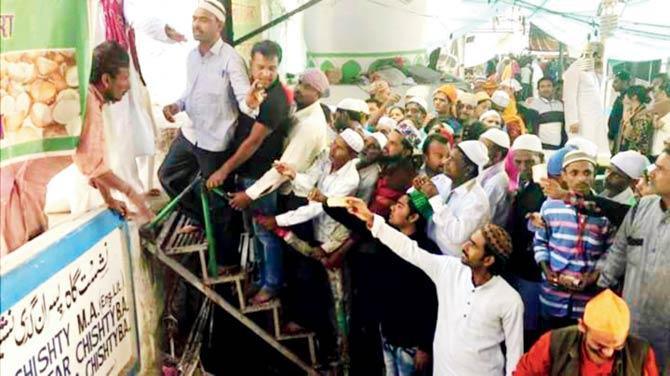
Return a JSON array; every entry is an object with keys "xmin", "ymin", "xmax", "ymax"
[
  {"xmin": 299, "ymin": 68, "xmax": 330, "ymax": 95},
  {"xmin": 73, "ymin": 85, "xmax": 110, "ymax": 179},
  {"xmin": 1, "ymin": 157, "xmax": 71, "ymax": 254},
  {"xmin": 100, "ymin": 0, "xmax": 145, "ymax": 82},
  {"xmin": 505, "ymin": 150, "xmax": 520, "ymax": 192},
  {"xmin": 101, "ymin": 0, "xmax": 128, "ymax": 49}
]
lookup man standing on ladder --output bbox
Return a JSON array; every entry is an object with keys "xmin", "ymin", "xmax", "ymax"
[{"xmin": 158, "ymin": 0, "xmax": 265, "ymax": 273}]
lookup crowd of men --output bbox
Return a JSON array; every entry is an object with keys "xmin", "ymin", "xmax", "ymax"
[{"xmin": 75, "ymin": 1, "xmax": 670, "ymax": 375}]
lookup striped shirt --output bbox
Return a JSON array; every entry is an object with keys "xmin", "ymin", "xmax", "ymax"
[{"xmin": 533, "ymin": 199, "xmax": 613, "ymax": 319}]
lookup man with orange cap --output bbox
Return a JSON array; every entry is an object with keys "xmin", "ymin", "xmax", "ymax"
[
  {"xmin": 513, "ymin": 289, "xmax": 659, "ymax": 375},
  {"xmin": 433, "ymin": 85, "xmax": 457, "ymax": 120},
  {"xmin": 425, "ymin": 84, "xmax": 460, "ymax": 136}
]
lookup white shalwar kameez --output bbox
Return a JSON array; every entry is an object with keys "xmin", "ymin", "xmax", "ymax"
[{"xmin": 562, "ymin": 59, "xmax": 611, "ymax": 160}]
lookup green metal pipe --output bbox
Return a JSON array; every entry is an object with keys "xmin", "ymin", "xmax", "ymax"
[
  {"xmin": 210, "ymin": 187, "xmax": 228, "ymax": 200},
  {"xmin": 149, "ymin": 176, "xmax": 203, "ymax": 228},
  {"xmin": 139, "ymin": 176, "xmax": 203, "ymax": 239},
  {"xmin": 200, "ymin": 184, "xmax": 218, "ymax": 277}
]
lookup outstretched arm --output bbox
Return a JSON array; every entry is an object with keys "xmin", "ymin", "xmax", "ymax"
[{"xmin": 345, "ymin": 197, "xmax": 450, "ymax": 282}]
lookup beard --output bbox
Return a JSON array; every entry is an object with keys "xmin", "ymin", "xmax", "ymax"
[{"xmin": 378, "ymin": 154, "xmax": 404, "ymax": 166}]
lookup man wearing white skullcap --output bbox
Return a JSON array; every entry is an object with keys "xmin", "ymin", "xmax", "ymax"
[
  {"xmin": 414, "ymin": 139, "xmax": 491, "ymax": 255},
  {"xmin": 261, "ymin": 129, "xmax": 362, "ymax": 247},
  {"xmin": 565, "ymin": 137, "xmax": 598, "ymax": 158},
  {"xmin": 339, "ymin": 129, "xmax": 365, "ymax": 153},
  {"xmin": 600, "ymin": 150, "xmax": 650, "ymax": 205},
  {"xmin": 356, "ymin": 132, "xmax": 388, "ymax": 203},
  {"xmin": 491, "ymin": 90, "xmax": 511, "ymax": 112},
  {"xmin": 456, "ymin": 92, "xmax": 478, "ymax": 127},
  {"xmin": 512, "ymin": 134, "xmax": 544, "ymax": 155},
  {"xmin": 479, "ymin": 110, "xmax": 503, "ymax": 129},
  {"xmin": 479, "ymin": 129, "xmax": 512, "ymax": 227},
  {"xmin": 197, "ymin": 0, "xmax": 226, "ymax": 22},
  {"xmin": 159, "ymin": 0, "xmax": 265, "ymax": 271},
  {"xmin": 335, "ymin": 98, "xmax": 368, "ymax": 133},
  {"xmin": 254, "ymin": 128, "xmax": 362, "ymax": 358},
  {"xmin": 369, "ymin": 132, "xmax": 388, "ymax": 150},
  {"xmin": 406, "ymin": 96, "xmax": 429, "ymax": 128},
  {"xmin": 376, "ymin": 116, "xmax": 397, "ymax": 136}
]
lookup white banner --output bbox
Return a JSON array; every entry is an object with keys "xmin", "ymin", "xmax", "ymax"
[{"xmin": 0, "ymin": 215, "xmax": 138, "ymax": 376}]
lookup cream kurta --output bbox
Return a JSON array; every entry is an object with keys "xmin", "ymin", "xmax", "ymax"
[{"xmin": 562, "ymin": 59, "xmax": 611, "ymax": 159}]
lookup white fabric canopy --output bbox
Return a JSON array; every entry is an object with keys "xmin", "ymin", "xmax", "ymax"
[{"xmin": 519, "ymin": 0, "xmax": 670, "ymax": 61}]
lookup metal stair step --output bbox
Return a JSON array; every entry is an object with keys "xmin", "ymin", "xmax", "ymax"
[
  {"xmin": 276, "ymin": 332, "xmax": 315, "ymax": 341},
  {"xmin": 165, "ymin": 242, "xmax": 208, "ymax": 255},
  {"xmin": 163, "ymin": 216, "xmax": 206, "ymax": 254},
  {"xmin": 241, "ymin": 298, "xmax": 281, "ymax": 314},
  {"xmin": 207, "ymin": 271, "xmax": 246, "ymax": 285}
]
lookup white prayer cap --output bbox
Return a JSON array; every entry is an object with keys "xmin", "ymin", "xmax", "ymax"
[
  {"xmin": 337, "ymin": 98, "xmax": 369, "ymax": 115},
  {"xmin": 458, "ymin": 140, "xmax": 490, "ymax": 168},
  {"xmin": 405, "ymin": 86, "xmax": 425, "ymax": 99},
  {"xmin": 566, "ymin": 137, "xmax": 598, "ymax": 158},
  {"xmin": 491, "ymin": 90, "xmax": 510, "ymax": 108},
  {"xmin": 610, "ymin": 151, "xmax": 650, "ymax": 179},
  {"xmin": 500, "ymin": 78, "xmax": 522, "ymax": 92},
  {"xmin": 511, "ymin": 134, "xmax": 543, "ymax": 153},
  {"xmin": 369, "ymin": 132, "xmax": 388, "ymax": 149},
  {"xmin": 646, "ymin": 164, "xmax": 657, "ymax": 174},
  {"xmin": 562, "ymin": 150, "xmax": 596, "ymax": 169},
  {"xmin": 377, "ymin": 116, "xmax": 398, "ymax": 129},
  {"xmin": 353, "ymin": 99, "xmax": 370, "ymax": 115},
  {"xmin": 198, "ymin": 0, "xmax": 226, "ymax": 22},
  {"xmin": 458, "ymin": 92, "xmax": 478, "ymax": 107},
  {"xmin": 479, "ymin": 110, "xmax": 502, "ymax": 124},
  {"xmin": 406, "ymin": 96, "xmax": 428, "ymax": 113},
  {"xmin": 340, "ymin": 128, "xmax": 364, "ymax": 153},
  {"xmin": 480, "ymin": 128, "xmax": 511, "ymax": 149}
]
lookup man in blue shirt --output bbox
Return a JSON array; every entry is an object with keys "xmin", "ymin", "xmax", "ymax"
[{"xmin": 158, "ymin": 0, "xmax": 263, "ymax": 269}]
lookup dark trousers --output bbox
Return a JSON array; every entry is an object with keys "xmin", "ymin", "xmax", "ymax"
[
  {"xmin": 279, "ymin": 194, "xmax": 337, "ymax": 361},
  {"xmin": 348, "ymin": 246, "xmax": 384, "ymax": 375},
  {"xmin": 158, "ymin": 131, "xmax": 239, "ymax": 266}
]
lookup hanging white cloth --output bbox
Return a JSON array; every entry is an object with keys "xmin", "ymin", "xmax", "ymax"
[{"xmin": 45, "ymin": 0, "xmax": 169, "ymax": 214}]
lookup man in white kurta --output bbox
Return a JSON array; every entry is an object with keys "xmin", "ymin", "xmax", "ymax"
[
  {"xmin": 562, "ymin": 42, "xmax": 611, "ymax": 160},
  {"xmin": 345, "ymin": 199, "xmax": 524, "ymax": 376},
  {"xmin": 418, "ymin": 140, "xmax": 491, "ymax": 256},
  {"xmin": 272, "ymin": 130, "xmax": 363, "ymax": 243},
  {"xmin": 478, "ymin": 128, "xmax": 512, "ymax": 228}
]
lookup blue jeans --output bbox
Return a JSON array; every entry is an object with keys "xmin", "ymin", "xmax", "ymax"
[
  {"xmin": 381, "ymin": 336, "xmax": 417, "ymax": 376},
  {"xmin": 239, "ymin": 177, "xmax": 283, "ymax": 293}
]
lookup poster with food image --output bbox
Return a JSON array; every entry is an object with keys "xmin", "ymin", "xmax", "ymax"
[
  {"xmin": 1, "ymin": 50, "xmax": 81, "ymax": 146},
  {"xmin": 0, "ymin": 0, "xmax": 89, "ymax": 165}
]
